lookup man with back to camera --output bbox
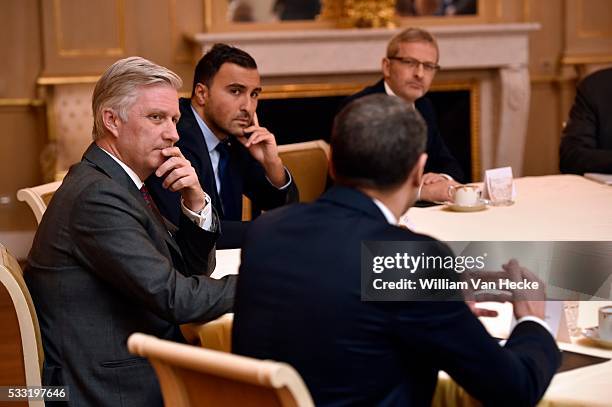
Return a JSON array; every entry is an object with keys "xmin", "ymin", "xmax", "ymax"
[
  {"xmin": 233, "ymin": 94, "xmax": 560, "ymax": 406},
  {"xmin": 559, "ymin": 67, "xmax": 612, "ymax": 174},
  {"xmin": 25, "ymin": 56, "xmax": 236, "ymax": 407},
  {"xmin": 343, "ymin": 27, "xmax": 465, "ymax": 203},
  {"xmin": 146, "ymin": 43, "xmax": 298, "ymax": 248}
]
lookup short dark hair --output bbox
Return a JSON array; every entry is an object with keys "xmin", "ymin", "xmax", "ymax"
[
  {"xmin": 191, "ymin": 43, "xmax": 257, "ymax": 96},
  {"xmin": 332, "ymin": 94, "xmax": 427, "ymax": 190}
]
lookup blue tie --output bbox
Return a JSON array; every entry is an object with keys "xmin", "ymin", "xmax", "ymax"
[{"xmin": 216, "ymin": 141, "xmax": 240, "ymax": 220}]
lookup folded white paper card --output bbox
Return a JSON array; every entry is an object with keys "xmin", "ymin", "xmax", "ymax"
[{"xmin": 483, "ymin": 166, "xmax": 516, "ymax": 200}]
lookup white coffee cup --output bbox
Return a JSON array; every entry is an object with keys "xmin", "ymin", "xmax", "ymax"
[
  {"xmin": 599, "ymin": 305, "xmax": 612, "ymax": 341},
  {"xmin": 449, "ymin": 185, "xmax": 481, "ymax": 207}
]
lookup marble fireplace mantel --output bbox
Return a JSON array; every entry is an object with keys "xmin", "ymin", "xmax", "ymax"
[{"xmin": 190, "ymin": 23, "xmax": 540, "ymax": 177}]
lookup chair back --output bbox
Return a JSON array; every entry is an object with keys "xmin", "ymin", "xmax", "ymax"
[
  {"xmin": 181, "ymin": 313, "xmax": 233, "ymax": 352},
  {"xmin": 128, "ymin": 333, "xmax": 314, "ymax": 407},
  {"xmin": 278, "ymin": 140, "xmax": 330, "ymax": 202},
  {"xmin": 0, "ymin": 244, "xmax": 44, "ymax": 407},
  {"xmin": 17, "ymin": 181, "xmax": 63, "ymax": 224}
]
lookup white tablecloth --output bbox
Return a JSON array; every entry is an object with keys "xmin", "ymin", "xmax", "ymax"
[{"xmin": 404, "ymin": 175, "xmax": 612, "ymax": 241}]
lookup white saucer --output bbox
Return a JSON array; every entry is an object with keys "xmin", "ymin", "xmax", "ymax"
[
  {"xmin": 582, "ymin": 327, "xmax": 612, "ymax": 349},
  {"xmin": 446, "ymin": 201, "xmax": 487, "ymax": 212}
]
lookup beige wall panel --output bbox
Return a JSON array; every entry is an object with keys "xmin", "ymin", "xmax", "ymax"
[
  {"xmin": 0, "ymin": 0, "xmax": 45, "ymax": 236},
  {"xmin": 0, "ymin": 0, "xmax": 42, "ymax": 98},
  {"xmin": 0, "ymin": 107, "xmax": 46, "ymax": 230},
  {"xmin": 495, "ymin": 0, "xmax": 523, "ymax": 22},
  {"xmin": 130, "ymin": 0, "xmax": 204, "ymax": 91},
  {"xmin": 523, "ymin": 82, "xmax": 563, "ymax": 176},
  {"xmin": 576, "ymin": 0, "xmax": 612, "ymax": 38},
  {"xmin": 564, "ymin": 0, "xmax": 612, "ymax": 59},
  {"xmin": 54, "ymin": 0, "xmax": 124, "ymax": 56},
  {"xmin": 41, "ymin": 0, "xmax": 203, "ymax": 90},
  {"xmin": 171, "ymin": 0, "xmax": 205, "ymax": 63},
  {"xmin": 525, "ymin": 0, "xmax": 563, "ymax": 77},
  {"xmin": 41, "ymin": 0, "xmax": 128, "ymax": 75}
]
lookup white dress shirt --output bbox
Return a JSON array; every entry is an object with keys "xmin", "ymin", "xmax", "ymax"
[{"xmin": 190, "ymin": 104, "xmax": 292, "ymax": 193}]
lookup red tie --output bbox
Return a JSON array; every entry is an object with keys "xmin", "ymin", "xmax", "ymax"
[{"xmin": 140, "ymin": 185, "xmax": 166, "ymax": 228}]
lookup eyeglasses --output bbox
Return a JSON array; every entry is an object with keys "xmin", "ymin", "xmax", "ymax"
[{"xmin": 388, "ymin": 56, "xmax": 440, "ymax": 73}]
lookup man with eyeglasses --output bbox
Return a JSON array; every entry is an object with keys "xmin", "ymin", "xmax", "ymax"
[{"xmin": 343, "ymin": 27, "xmax": 465, "ymax": 203}]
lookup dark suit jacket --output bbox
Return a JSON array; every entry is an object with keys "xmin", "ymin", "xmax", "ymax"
[
  {"xmin": 342, "ymin": 80, "xmax": 465, "ymax": 182},
  {"xmin": 560, "ymin": 68, "xmax": 612, "ymax": 174},
  {"xmin": 233, "ymin": 186, "xmax": 560, "ymax": 406},
  {"xmin": 25, "ymin": 144, "xmax": 236, "ymax": 407},
  {"xmin": 146, "ymin": 97, "xmax": 298, "ymax": 248}
]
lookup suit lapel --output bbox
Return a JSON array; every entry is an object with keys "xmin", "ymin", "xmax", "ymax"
[
  {"xmin": 177, "ymin": 98, "xmax": 223, "ymax": 214},
  {"xmin": 83, "ymin": 144, "xmax": 182, "ymax": 256}
]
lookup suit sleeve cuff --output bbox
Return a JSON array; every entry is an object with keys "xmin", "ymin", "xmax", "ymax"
[
  {"xmin": 265, "ymin": 166, "xmax": 292, "ymax": 190},
  {"xmin": 180, "ymin": 192, "xmax": 215, "ymax": 231},
  {"xmin": 515, "ymin": 316, "xmax": 554, "ymax": 336}
]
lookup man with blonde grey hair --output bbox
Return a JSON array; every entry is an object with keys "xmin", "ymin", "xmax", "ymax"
[
  {"xmin": 343, "ymin": 27, "xmax": 465, "ymax": 203},
  {"xmin": 25, "ymin": 56, "xmax": 236, "ymax": 407}
]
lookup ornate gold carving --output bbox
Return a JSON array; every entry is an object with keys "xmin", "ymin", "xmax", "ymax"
[{"xmin": 322, "ymin": 0, "xmax": 396, "ymax": 28}]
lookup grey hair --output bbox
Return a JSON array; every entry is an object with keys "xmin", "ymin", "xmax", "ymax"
[
  {"xmin": 91, "ymin": 56, "xmax": 183, "ymax": 140},
  {"xmin": 387, "ymin": 27, "xmax": 439, "ymax": 62}
]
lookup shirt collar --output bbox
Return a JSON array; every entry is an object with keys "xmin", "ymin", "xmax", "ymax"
[
  {"xmin": 190, "ymin": 104, "xmax": 220, "ymax": 153},
  {"xmin": 383, "ymin": 80, "xmax": 416, "ymax": 110},
  {"xmin": 98, "ymin": 147, "xmax": 144, "ymax": 189},
  {"xmin": 372, "ymin": 198, "xmax": 398, "ymax": 225}
]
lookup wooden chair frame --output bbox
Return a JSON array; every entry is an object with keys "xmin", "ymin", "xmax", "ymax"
[
  {"xmin": 17, "ymin": 181, "xmax": 63, "ymax": 224},
  {"xmin": 128, "ymin": 332, "xmax": 314, "ymax": 407}
]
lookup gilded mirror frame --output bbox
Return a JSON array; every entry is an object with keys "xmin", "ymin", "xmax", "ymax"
[{"xmin": 203, "ymin": 0, "xmax": 499, "ymax": 33}]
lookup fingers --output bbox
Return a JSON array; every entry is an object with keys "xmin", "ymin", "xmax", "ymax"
[
  {"xmin": 241, "ymin": 128, "xmax": 275, "ymax": 148},
  {"xmin": 161, "ymin": 165, "xmax": 198, "ymax": 192},
  {"xmin": 155, "ymin": 147, "xmax": 184, "ymax": 177},
  {"xmin": 463, "ymin": 269, "xmax": 506, "ymax": 284},
  {"xmin": 471, "ymin": 291, "xmax": 513, "ymax": 303},
  {"xmin": 253, "ymin": 112, "xmax": 259, "ymax": 127},
  {"xmin": 466, "ymin": 301, "xmax": 500, "ymax": 318},
  {"xmin": 155, "ymin": 148, "xmax": 199, "ymax": 192},
  {"xmin": 422, "ymin": 172, "xmax": 446, "ymax": 185}
]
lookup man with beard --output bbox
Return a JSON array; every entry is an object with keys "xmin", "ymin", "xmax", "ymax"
[{"xmin": 147, "ymin": 43, "xmax": 298, "ymax": 247}]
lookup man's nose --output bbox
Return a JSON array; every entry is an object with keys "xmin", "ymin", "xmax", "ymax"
[
  {"xmin": 164, "ymin": 121, "xmax": 179, "ymax": 143},
  {"xmin": 241, "ymin": 95, "xmax": 256, "ymax": 114},
  {"xmin": 414, "ymin": 63, "xmax": 425, "ymax": 78}
]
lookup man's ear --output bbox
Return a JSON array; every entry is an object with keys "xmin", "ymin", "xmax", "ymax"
[
  {"xmin": 193, "ymin": 82, "xmax": 208, "ymax": 107},
  {"xmin": 328, "ymin": 154, "xmax": 336, "ymax": 181},
  {"xmin": 102, "ymin": 108, "xmax": 121, "ymax": 138},
  {"xmin": 410, "ymin": 153, "xmax": 428, "ymax": 187},
  {"xmin": 382, "ymin": 57, "xmax": 391, "ymax": 79}
]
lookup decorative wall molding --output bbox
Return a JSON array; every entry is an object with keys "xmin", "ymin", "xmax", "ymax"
[{"xmin": 190, "ymin": 23, "xmax": 540, "ymax": 177}]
